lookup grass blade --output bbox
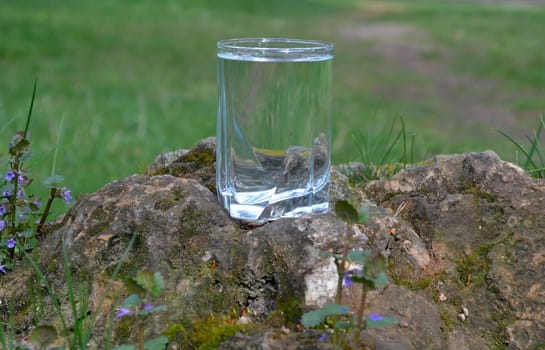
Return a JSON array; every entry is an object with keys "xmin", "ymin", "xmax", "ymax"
[
  {"xmin": 497, "ymin": 129, "xmax": 538, "ymax": 170},
  {"xmin": 378, "ymin": 128, "xmax": 402, "ymax": 166},
  {"xmin": 23, "ymin": 248, "xmax": 70, "ymax": 342},
  {"xmin": 63, "ymin": 239, "xmax": 85, "ymax": 349},
  {"xmin": 398, "ymin": 115, "xmax": 407, "ymax": 165},
  {"xmin": 24, "ymin": 79, "xmax": 38, "ymax": 140},
  {"xmin": 51, "ymin": 114, "xmax": 65, "ymax": 177},
  {"xmin": 523, "ymin": 115, "xmax": 543, "ymax": 168}
]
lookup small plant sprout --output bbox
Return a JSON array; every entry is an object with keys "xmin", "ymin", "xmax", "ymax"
[
  {"xmin": 301, "ymin": 200, "xmax": 396, "ymax": 348},
  {"xmin": 113, "ymin": 268, "xmax": 169, "ymax": 350}
]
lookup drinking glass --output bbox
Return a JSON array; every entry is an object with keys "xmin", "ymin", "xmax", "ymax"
[{"xmin": 216, "ymin": 38, "xmax": 333, "ymax": 222}]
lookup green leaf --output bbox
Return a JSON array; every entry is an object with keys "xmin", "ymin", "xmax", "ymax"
[
  {"xmin": 334, "ymin": 320, "xmax": 352, "ymax": 330},
  {"xmin": 301, "ymin": 309, "xmax": 326, "ymax": 327},
  {"xmin": 136, "ymin": 269, "xmax": 155, "ymax": 294},
  {"xmin": 347, "ymin": 250, "xmax": 369, "ymax": 265},
  {"xmin": 123, "ymin": 276, "xmax": 145, "ymax": 296},
  {"xmin": 372, "ymin": 272, "xmax": 389, "ymax": 288},
  {"xmin": 144, "ymin": 336, "xmax": 169, "ymax": 350},
  {"xmin": 366, "ymin": 316, "xmax": 397, "ymax": 329},
  {"xmin": 151, "ymin": 271, "xmax": 165, "ymax": 297},
  {"xmin": 113, "ymin": 345, "xmax": 136, "ymax": 350},
  {"xmin": 322, "ymin": 303, "xmax": 351, "ymax": 316},
  {"xmin": 43, "ymin": 175, "xmax": 65, "ymax": 187},
  {"xmin": 335, "ymin": 200, "xmax": 359, "ymax": 224},
  {"xmin": 138, "ymin": 304, "xmax": 168, "ymax": 316},
  {"xmin": 301, "ymin": 303, "xmax": 351, "ymax": 328},
  {"xmin": 23, "ymin": 237, "xmax": 38, "ymax": 251},
  {"xmin": 350, "ymin": 275, "xmax": 375, "ymax": 289},
  {"xmin": 20, "ymin": 228, "xmax": 34, "ymax": 238},
  {"xmin": 358, "ymin": 205, "xmax": 370, "ymax": 224},
  {"xmin": 369, "ymin": 254, "xmax": 386, "ymax": 274},
  {"xmin": 29, "ymin": 324, "xmax": 58, "ymax": 347},
  {"xmin": 121, "ymin": 294, "xmax": 141, "ymax": 309}
]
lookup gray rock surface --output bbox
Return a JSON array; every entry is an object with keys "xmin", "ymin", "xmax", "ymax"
[
  {"xmin": 0, "ymin": 143, "xmax": 544, "ymax": 349},
  {"xmin": 365, "ymin": 150, "xmax": 545, "ymax": 350}
]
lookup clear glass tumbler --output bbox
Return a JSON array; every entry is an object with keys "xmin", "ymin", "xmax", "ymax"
[{"xmin": 216, "ymin": 38, "xmax": 333, "ymax": 223}]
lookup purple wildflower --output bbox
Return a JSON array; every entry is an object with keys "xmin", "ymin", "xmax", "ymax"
[
  {"xmin": 5, "ymin": 171, "xmax": 15, "ymax": 182},
  {"xmin": 368, "ymin": 313, "xmax": 385, "ymax": 322},
  {"xmin": 0, "ymin": 220, "xmax": 5, "ymax": 231},
  {"xmin": 6, "ymin": 237, "xmax": 16, "ymax": 249},
  {"xmin": 353, "ymin": 267, "xmax": 363, "ymax": 277},
  {"xmin": 61, "ymin": 188, "xmax": 72, "ymax": 203},
  {"xmin": 33, "ymin": 200, "xmax": 41, "ymax": 209},
  {"xmin": 338, "ymin": 305, "xmax": 350, "ymax": 313},
  {"xmin": 0, "ymin": 205, "xmax": 5, "ymax": 216},
  {"xmin": 2, "ymin": 191, "xmax": 11, "ymax": 198},
  {"xmin": 115, "ymin": 307, "xmax": 132, "ymax": 318},
  {"xmin": 17, "ymin": 175, "xmax": 25, "ymax": 184},
  {"xmin": 143, "ymin": 303, "xmax": 153, "ymax": 311},
  {"xmin": 17, "ymin": 190, "xmax": 23, "ymax": 198},
  {"xmin": 342, "ymin": 272, "xmax": 352, "ymax": 287},
  {"xmin": 0, "ymin": 265, "xmax": 6, "ymax": 274},
  {"xmin": 318, "ymin": 333, "xmax": 327, "ymax": 342}
]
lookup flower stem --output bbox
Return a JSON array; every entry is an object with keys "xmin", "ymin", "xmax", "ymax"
[
  {"xmin": 354, "ymin": 285, "xmax": 368, "ymax": 347},
  {"xmin": 36, "ymin": 188, "xmax": 57, "ymax": 234},
  {"xmin": 138, "ymin": 321, "xmax": 145, "ymax": 350},
  {"xmin": 333, "ymin": 223, "xmax": 354, "ymax": 346},
  {"xmin": 336, "ymin": 224, "xmax": 352, "ymax": 303}
]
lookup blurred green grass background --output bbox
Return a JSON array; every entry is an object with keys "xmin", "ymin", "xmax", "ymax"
[{"xmin": 1, "ymin": 0, "xmax": 544, "ymax": 200}]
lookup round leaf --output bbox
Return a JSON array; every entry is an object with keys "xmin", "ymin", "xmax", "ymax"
[
  {"xmin": 358, "ymin": 205, "xmax": 370, "ymax": 224},
  {"xmin": 121, "ymin": 294, "xmax": 141, "ymax": 308},
  {"xmin": 113, "ymin": 345, "xmax": 136, "ymax": 350},
  {"xmin": 301, "ymin": 309, "xmax": 326, "ymax": 328},
  {"xmin": 29, "ymin": 324, "xmax": 58, "ymax": 347},
  {"xmin": 135, "ymin": 268, "xmax": 155, "ymax": 293},
  {"xmin": 144, "ymin": 336, "xmax": 169, "ymax": 350},
  {"xmin": 151, "ymin": 271, "xmax": 165, "ymax": 297},
  {"xmin": 335, "ymin": 200, "xmax": 359, "ymax": 224}
]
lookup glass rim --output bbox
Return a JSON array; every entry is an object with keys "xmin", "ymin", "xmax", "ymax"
[{"xmin": 217, "ymin": 38, "xmax": 333, "ymax": 55}]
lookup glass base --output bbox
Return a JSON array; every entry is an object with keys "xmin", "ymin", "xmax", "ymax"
[{"xmin": 219, "ymin": 184, "xmax": 329, "ymax": 223}]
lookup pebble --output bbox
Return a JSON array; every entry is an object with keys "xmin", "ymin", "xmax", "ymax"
[
  {"xmin": 438, "ymin": 293, "xmax": 447, "ymax": 302},
  {"xmin": 457, "ymin": 306, "xmax": 469, "ymax": 322},
  {"xmin": 462, "ymin": 306, "xmax": 469, "ymax": 316},
  {"xmin": 237, "ymin": 315, "xmax": 252, "ymax": 325}
]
